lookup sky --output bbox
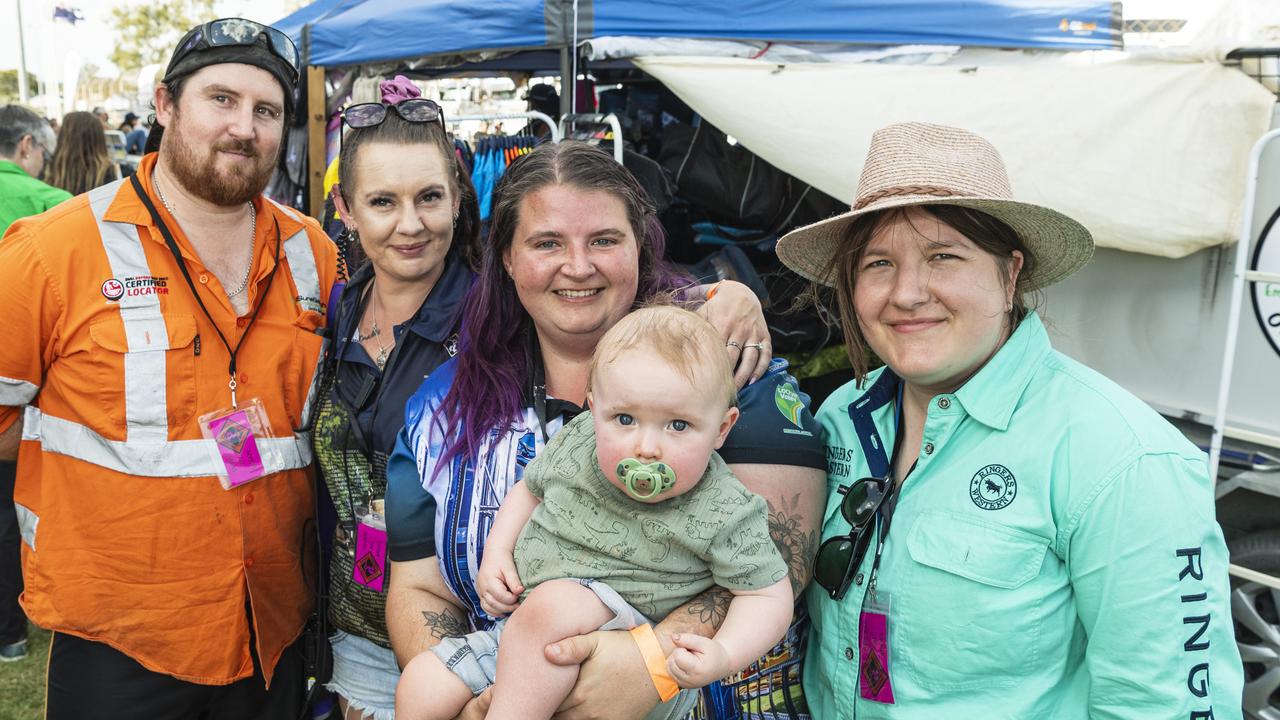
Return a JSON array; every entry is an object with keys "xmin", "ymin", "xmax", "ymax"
[{"xmin": 1, "ymin": 0, "xmax": 289, "ymax": 75}]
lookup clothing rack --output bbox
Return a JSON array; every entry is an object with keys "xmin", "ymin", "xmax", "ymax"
[
  {"xmin": 558, "ymin": 113, "xmax": 624, "ymax": 164},
  {"xmin": 447, "ymin": 111, "xmax": 562, "ymax": 143}
]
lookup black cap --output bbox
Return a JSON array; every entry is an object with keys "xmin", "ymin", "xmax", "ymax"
[
  {"xmin": 124, "ymin": 112, "xmax": 139, "ymax": 123},
  {"xmin": 525, "ymin": 83, "xmax": 560, "ymax": 116},
  {"xmin": 163, "ymin": 30, "xmax": 297, "ymax": 112}
]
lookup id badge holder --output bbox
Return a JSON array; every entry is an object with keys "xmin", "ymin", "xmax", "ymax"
[
  {"xmin": 199, "ymin": 397, "xmax": 282, "ymax": 490},
  {"xmin": 859, "ymin": 590, "xmax": 896, "ymax": 704},
  {"xmin": 353, "ymin": 500, "xmax": 389, "ymax": 593}
]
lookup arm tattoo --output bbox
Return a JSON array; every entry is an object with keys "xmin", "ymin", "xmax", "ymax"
[
  {"xmin": 686, "ymin": 586, "xmax": 732, "ymax": 630},
  {"xmin": 422, "ymin": 607, "xmax": 469, "ymax": 639},
  {"xmin": 769, "ymin": 491, "xmax": 819, "ymax": 597}
]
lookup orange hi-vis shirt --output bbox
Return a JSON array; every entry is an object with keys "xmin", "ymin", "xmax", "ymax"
[{"xmin": 0, "ymin": 153, "xmax": 337, "ymax": 685}]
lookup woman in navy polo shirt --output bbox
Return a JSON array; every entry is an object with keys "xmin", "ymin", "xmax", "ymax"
[{"xmin": 311, "ymin": 77, "xmax": 480, "ymax": 720}]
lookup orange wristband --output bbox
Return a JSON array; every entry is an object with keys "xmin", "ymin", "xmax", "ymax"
[
  {"xmin": 629, "ymin": 624, "xmax": 681, "ymax": 702},
  {"xmin": 705, "ymin": 281, "xmax": 723, "ymax": 301}
]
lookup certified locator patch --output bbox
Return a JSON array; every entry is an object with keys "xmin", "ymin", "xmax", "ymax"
[{"xmin": 970, "ymin": 464, "xmax": 1017, "ymax": 510}]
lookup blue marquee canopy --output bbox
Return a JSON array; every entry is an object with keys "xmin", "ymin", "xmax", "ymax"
[{"xmin": 275, "ymin": 0, "xmax": 1121, "ymax": 68}]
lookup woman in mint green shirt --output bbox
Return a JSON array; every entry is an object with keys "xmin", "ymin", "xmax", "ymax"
[{"xmin": 776, "ymin": 122, "xmax": 1244, "ymax": 719}]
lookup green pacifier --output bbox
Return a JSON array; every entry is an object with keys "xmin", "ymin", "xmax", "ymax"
[{"xmin": 616, "ymin": 458, "xmax": 677, "ymax": 501}]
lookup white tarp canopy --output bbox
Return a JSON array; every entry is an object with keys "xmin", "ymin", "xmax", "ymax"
[{"xmin": 636, "ymin": 54, "xmax": 1275, "ymax": 258}]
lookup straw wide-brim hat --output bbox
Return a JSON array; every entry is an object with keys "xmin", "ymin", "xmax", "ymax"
[{"xmin": 776, "ymin": 122, "xmax": 1094, "ymax": 291}]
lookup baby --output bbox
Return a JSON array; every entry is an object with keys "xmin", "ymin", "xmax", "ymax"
[{"xmin": 396, "ymin": 305, "xmax": 793, "ymax": 720}]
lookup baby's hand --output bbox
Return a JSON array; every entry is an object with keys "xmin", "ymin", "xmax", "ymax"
[
  {"xmin": 476, "ymin": 551, "xmax": 523, "ymax": 617},
  {"xmin": 666, "ymin": 633, "xmax": 733, "ymax": 689}
]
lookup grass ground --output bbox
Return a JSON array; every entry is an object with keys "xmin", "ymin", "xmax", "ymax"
[{"xmin": 0, "ymin": 622, "xmax": 50, "ymax": 720}]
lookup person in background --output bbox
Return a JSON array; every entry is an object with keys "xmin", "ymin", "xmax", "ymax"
[
  {"xmin": 0, "ymin": 18, "xmax": 337, "ymax": 719},
  {"xmin": 121, "ymin": 111, "xmax": 148, "ymax": 156},
  {"xmin": 0, "ymin": 104, "xmax": 69, "ymax": 664},
  {"xmin": 45, "ymin": 111, "xmax": 122, "ymax": 196},
  {"xmin": 91, "ymin": 106, "xmax": 109, "ymax": 127},
  {"xmin": 117, "ymin": 111, "xmax": 138, "ymax": 134},
  {"xmin": 778, "ymin": 121, "xmax": 1243, "ymax": 718},
  {"xmin": 0, "ymin": 104, "xmax": 70, "ymax": 234},
  {"xmin": 525, "ymin": 82, "xmax": 558, "ymax": 140}
]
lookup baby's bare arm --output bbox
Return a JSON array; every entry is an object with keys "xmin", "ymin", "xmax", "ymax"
[{"xmin": 666, "ymin": 579, "xmax": 793, "ymax": 687}]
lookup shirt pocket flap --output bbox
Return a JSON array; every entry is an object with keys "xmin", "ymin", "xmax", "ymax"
[
  {"xmin": 906, "ymin": 511, "xmax": 1048, "ymax": 589},
  {"xmin": 89, "ymin": 313, "xmax": 197, "ymax": 353}
]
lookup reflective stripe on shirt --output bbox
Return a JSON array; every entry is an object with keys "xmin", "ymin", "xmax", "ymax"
[
  {"xmin": 90, "ymin": 179, "xmax": 171, "ymax": 442},
  {"xmin": 23, "ymin": 405, "xmax": 312, "ymax": 478}
]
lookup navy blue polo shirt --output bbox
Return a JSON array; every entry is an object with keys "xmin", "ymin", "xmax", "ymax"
[{"xmin": 327, "ymin": 256, "xmax": 472, "ymax": 466}]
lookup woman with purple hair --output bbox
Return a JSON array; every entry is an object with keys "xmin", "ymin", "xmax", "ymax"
[{"xmin": 384, "ymin": 141, "xmax": 827, "ymax": 719}]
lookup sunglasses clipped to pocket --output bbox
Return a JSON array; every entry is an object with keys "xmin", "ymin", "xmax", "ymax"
[{"xmin": 813, "ymin": 476, "xmax": 888, "ymax": 601}]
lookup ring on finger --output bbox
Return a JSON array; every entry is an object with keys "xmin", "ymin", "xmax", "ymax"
[
  {"xmin": 743, "ymin": 342, "xmax": 768, "ymax": 350},
  {"xmin": 725, "ymin": 340, "xmax": 741, "ymax": 349}
]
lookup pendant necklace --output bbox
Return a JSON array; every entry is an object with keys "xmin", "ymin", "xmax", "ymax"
[{"xmin": 359, "ymin": 288, "xmax": 390, "ymax": 370}]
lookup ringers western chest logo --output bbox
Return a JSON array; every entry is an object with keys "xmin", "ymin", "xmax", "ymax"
[
  {"xmin": 101, "ymin": 276, "xmax": 169, "ymax": 301},
  {"xmin": 970, "ymin": 464, "xmax": 1017, "ymax": 510}
]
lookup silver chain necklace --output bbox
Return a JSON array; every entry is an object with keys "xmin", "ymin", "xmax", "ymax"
[
  {"xmin": 356, "ymin": 286, "xmax": 390, "ymax": 369},
  {"xmin": 152, "ymin": 171, "xmax": 256, "ymax": 297}
]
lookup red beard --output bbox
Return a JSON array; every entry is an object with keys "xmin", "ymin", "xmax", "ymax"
[{"xmin": 160, "ymin": 111, "xmax": 277, "ymax": 207}]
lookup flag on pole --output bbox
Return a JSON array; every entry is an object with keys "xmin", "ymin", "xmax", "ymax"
[{"xmin": 52, "ymin": 5, "xmax": 85, "ymax": 24}]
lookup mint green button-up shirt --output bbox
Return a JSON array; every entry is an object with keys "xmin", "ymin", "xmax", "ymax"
[{"xmin": 805, "ymin": 313, "xmax": 1243, "ymax": 719}]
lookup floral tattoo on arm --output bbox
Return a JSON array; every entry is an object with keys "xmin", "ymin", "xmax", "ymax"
[
  {"xmin": 422, "ymin": 607, "xmax": 469, "ymax": 639},
  {"xmin": 769, "ymin": 491, "xmax": 819, "ymax": 597},
  {"xmin": 686, "ymin": 586, "xmax": 732, "ymax": 629}
]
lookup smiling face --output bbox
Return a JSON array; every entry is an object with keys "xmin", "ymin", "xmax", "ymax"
[
  {"xmin": 852, "ymin": 206, "xmax": 1023, "ymax": 394},
  {"xmin": 503, "ymin": 184, "xmax": 640, "ymax": 356},
  {"xmin": 589, "ymin": 351, "xmax": 738, "ymax": 504},
  {"xmin": 155, "ymin": 63, "xmax": 285, "ymax": 206},
  {"xmin": 336, "ymin": 140, "xmax": 458, "ymax": 288}
]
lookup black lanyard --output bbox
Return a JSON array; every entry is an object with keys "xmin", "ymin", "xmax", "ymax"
[
  {"xmin": 527, "ymin": 331, "xmax": 585, "ymax": 443},
  {"xmin": 866, "ymin": 383, "xmax": 913, "ymax": 599},
  {"xmin": 129, "ymin": 172, "xmax": 282, "ymax": 407}
]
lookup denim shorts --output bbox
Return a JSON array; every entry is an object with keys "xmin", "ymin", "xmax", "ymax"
[
  {"xmin": 326, "ymin": 630, "xmax": 399, "ymax": 720},
  {"xmin": 428, "ymin": 579, "xmax": 697, "ymax": 720}
]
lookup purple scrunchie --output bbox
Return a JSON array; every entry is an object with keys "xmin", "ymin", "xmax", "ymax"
[{"xmin": 379, "ymin": 75, "xmax": 421, "ymax": 105}]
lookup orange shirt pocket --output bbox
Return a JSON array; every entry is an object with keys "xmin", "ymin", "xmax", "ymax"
[
  {"xmin": 283, "ymin": 310, "xmax": 328, "ymax": 432},
  {"xmin": 87, "ymin": 313, "xmax": 199, "ymax": 435}
]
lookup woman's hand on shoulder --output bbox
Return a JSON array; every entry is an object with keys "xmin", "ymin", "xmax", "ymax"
[{"xmin": 697, "ymin": 280, "xmax": 772, "ymax": 388}]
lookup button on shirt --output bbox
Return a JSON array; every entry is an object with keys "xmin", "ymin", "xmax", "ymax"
[{"xmin": 804, "ymin": 312, "xmax": 1243, "ymax": 719}]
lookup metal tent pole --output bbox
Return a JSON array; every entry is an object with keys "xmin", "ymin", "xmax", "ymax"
[{"xmin": 1208, "ymin": 128, "xmax": 1280, "ymax": 479}]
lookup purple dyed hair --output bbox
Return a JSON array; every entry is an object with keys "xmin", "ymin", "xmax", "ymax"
[{"xmin": 436, "ymin": 141, "xmax": 690, "ymax": 468}]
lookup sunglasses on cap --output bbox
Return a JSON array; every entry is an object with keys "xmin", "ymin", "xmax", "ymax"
[
  {"xmin": 341, "ymin": 99, "xmax": 445, "ymax": 131},
  {"xmin": 168, "ymin": 18, "xmax": 300, "ymax": 82},
  {"xmin": 813, "ymin": 476, "xmax": 888, "ymax": 601}
]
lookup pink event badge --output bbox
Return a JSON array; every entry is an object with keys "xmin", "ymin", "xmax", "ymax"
[
  {"xmin": 859, "ymin": 609, "xmax": 896, "ymax": 704},
  {"xmin": 354, "ymin": 522, "xmax": 389, "ymax": 592},
  {"xmin": 209, "ymin": 408, "xmax": 266, "ymax": 488}
]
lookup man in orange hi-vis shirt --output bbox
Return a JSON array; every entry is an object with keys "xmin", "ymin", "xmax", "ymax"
[{"xmin": 0, "ymin": 18, "xmax": 337, "ymax": 719}]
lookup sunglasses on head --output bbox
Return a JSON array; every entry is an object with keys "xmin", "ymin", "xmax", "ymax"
[
  {"xmin": 168, "ymin": 18, "xmax": 300, "ymax": 82},
  {"xmin": 341, "ymin": 99, "xmax": 445, "ymax": 131},
  {"xmin": 813, "ymin": 476, "xmax": 888, "ymax": 601}
]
